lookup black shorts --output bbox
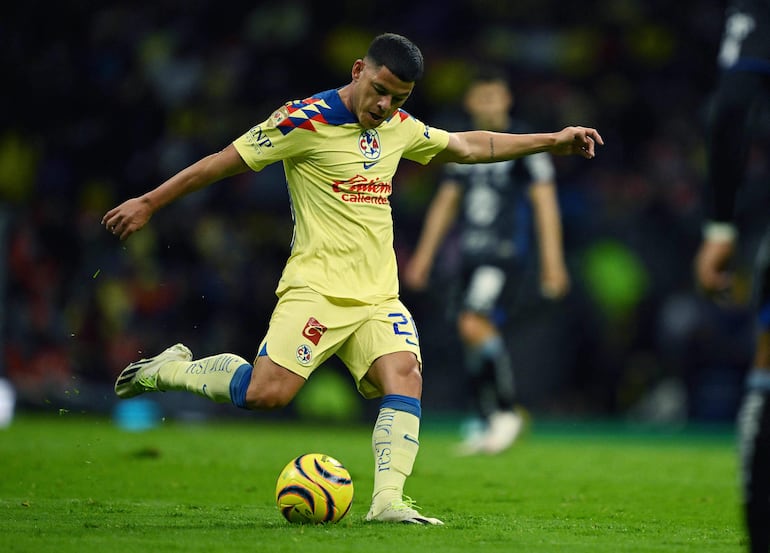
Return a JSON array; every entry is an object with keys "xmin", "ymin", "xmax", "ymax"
[{"xmin": 451, "ymin": 260, "xmax": 525, "ymax": 325}]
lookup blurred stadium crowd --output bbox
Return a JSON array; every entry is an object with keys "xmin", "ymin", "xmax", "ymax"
[{"xmin": 2, "ymin": 0, "xmax": 769, "ymax": 423}]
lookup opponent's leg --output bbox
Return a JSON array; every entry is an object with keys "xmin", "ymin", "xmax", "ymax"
[
  {"xmin": 457, "ymin": 311, "xmax": 523, "ymax": 455},
  {"xmin": 476, "ymin": 334, "xmax": 523, "ymax": 455},
  {"xmin": 738, "ymin": 222, "xmax": 770, "ymax": 552},
  {"xmin": 456, "ymin": 312, "xmax": 498, "ymax": 454},
  {"xmin": 738, "ymin": 357, "xmax": 770, "ymax": 553}
]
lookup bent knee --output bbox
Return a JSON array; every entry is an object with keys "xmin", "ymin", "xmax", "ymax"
[
  {"xmin": 244, "ymin": 388, "xmax": 292, "ymax": 410},
  {"xmin": 380, "ymin": 355, "xmax": 423, "ymax": 397},
  {"xmin": 457, "ymin": 312, "xmax": 495, "ymax": 344},
  {"xmin": 244, "ymin": 380, "xmax": 299, "ymax": 410},
  {"xmin": 243, "ymin": 357, "xmax": 306, "ymax": 410}
]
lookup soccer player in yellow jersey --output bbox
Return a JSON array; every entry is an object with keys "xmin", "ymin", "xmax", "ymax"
[{"xmin": 103, "ymin": 33, "xmax": 603, "ymax": 525}]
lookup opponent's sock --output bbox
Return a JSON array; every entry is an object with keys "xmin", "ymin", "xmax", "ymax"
[
  {"xmin": 157, "ymin": 353, "xmax": 252, "ymax": 406},
  {"xmin": 465, "ymin": 336, "xmax": 516, "ymax": 418},
  {"xmin": 370, "ymin": 394, "xmax": 421, "ymax": 511},
  {"xmin": 465, "ymin": 343, "xmax": 496, "ymax": 418},
  {"xmin": 478, "ymin": 335, "xmax": 516, "ymax": 411},
  {"xmin": 738, "ymin": 369, "xmax": 770, "ymax": 553}
]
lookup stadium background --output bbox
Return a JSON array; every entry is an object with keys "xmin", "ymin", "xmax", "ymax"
[{"xmin": 2, "ymin": 0, "xmax": 769, "ymax": 426}]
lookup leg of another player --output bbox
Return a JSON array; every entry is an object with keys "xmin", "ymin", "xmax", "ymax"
[
  {"xmin": 456, "ymin": 311, "xmax": 497, "ymax": 452},
  {"xmin": 363, "ymin": 351, "xmax": 442, "ymax": 524},
  {"xmin": 739, "ymin": 228, "xmax": 770, "ymax": 553},
  {"xmin": 739, "ymin": 329, "xmax": 770, "ymax": 553},
  {"xmin": 457, "ymin": 311, "xmax": 522, "ymax": 454}
]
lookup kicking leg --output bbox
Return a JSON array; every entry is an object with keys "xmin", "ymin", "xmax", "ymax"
[{"xmin": 114, "ymin": 344, "xmax": 304, "ymax": 410}]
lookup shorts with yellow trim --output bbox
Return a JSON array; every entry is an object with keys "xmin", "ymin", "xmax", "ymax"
[{"xmin": 257, "ymin": 287, "xmax": 422, "ymax": 399}]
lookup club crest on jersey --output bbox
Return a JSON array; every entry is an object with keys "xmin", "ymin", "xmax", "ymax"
[
  {"xmin": 296, "ymin": 344, "xmax": 313, "ymax": 365},
  {"xmin": 267, "ymin": 106, "xmax": 289, "ymax": 128},
  {"xmin": 359, "ymin": 129, "xmax": 381, "ymax": 160},
  {"xmin": 302, "ymin": 317, "xmax": 327, "ymax": 346}
]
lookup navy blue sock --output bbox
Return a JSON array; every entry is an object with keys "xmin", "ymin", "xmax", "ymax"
[
  {"xmin": 229, "ymin": 364, "xmax": 253, "ymax": 409},
  {"xmin": 379, "ymin": 394, "xmax": 421, "ymax": 418}
]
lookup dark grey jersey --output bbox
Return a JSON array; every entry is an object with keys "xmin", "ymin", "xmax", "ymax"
[
  {"xmin": 707, "ymin": 0, "xmax": 770, "ymax": 224},
  {"xmin": 444, "ymin": 148, "xmax": 555, "ymax": 263}
]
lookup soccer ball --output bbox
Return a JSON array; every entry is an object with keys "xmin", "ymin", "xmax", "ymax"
[{"xmin": 275, "ymin": 453, "xmax": 354, "ymax": 524}]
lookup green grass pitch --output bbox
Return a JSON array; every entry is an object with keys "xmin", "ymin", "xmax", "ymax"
[{"xmin": 0, "ymin": 412, "xmax": 745, "ymax": 552}]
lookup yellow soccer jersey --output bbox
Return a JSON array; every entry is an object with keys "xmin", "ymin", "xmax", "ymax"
[{"xmin": 233, "ymin": 88, "xmax": 450, "ymax": 303}]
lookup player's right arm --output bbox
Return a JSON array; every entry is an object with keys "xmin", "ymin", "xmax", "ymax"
[
  {"xmin": 103, "ymin": 144, "xmax": 249, "ymax": 240},
  {"xmin": 403, "ymin": 179, "xmax": 462, "ymax": 291}
]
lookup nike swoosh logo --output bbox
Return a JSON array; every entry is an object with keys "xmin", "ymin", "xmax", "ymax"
[{"xmin": 363, "ymin": 161, "xmax": 379, "ymax": 170}]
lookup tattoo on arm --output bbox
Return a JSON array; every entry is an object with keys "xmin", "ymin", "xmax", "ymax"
[{"xmin": 489, "ymin": 136, "xmax": 495, "ymax": 161}]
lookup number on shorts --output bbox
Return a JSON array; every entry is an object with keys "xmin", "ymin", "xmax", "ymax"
[{"xmin": 388, "ymin": 313, "xmax": 419, "ymax": 347}]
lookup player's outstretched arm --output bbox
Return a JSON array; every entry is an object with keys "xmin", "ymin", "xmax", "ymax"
[
  {"xmin": 436, "ymin": 126, "xmax": 604, "ymax": 164},
  {"xmin": 548, "ymin": 126, "xmax": 604, "ymax": 158},
  {"xmin": 103, "ymin": 144, "xmax": 249, "ymax": 240}
]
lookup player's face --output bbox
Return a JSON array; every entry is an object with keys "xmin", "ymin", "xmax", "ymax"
[
  {"xmin": 464, "ymin": 80, "xmax": 512, "ymax": 130},
  {"xmin": 350, "ymin": 59, "xmax": 414, "ymax": 129}
]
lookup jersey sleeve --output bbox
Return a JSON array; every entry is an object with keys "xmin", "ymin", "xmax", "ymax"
[
  {"xmin": 232, "ymin": 103, "xmax": 312, "ymax": 172},
  {"xmin": 398, "ymin": 111, "xmax": 450, "ymax": 165}
]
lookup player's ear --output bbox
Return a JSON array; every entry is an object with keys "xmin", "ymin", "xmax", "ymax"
[{"xmin": 351, "ymin": 59, "xmax": 365, "ymax": 81}]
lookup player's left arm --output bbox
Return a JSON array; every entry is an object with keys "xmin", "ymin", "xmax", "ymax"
[
  {"xmin": 434, "ymin": 126, "xmax": 603, "ymax": 164},
  {"xmin": 694, "ymin": 224, "xmax": 736, "ymax": 296}
]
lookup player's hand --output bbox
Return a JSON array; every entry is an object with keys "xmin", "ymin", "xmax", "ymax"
[
  {"xmin": 540, "ymin": 265, "xmax": 571, "ymax": 300},
  {"xmin": 102, "ymin": 197, "xmax": 153, "ymax": 240},
  {"xmin": 552, "ymin": 127, "xmax": 604, "ymax": 159},
  {"xmin": 402, "ymin": 258, "xmax": 431, "ymax": 291},
  {"xmin": 694, "ymin": 238, "xmax": 735, "ymax": 297}
]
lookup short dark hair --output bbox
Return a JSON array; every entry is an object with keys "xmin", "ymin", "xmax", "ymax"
[
  {"xmin": 470, "ymin": 65, "xmax": 511, "ymax": 88},
  {"xmin": 365, "ymin": 33, "xmax": 424, "ymax": 82}
]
